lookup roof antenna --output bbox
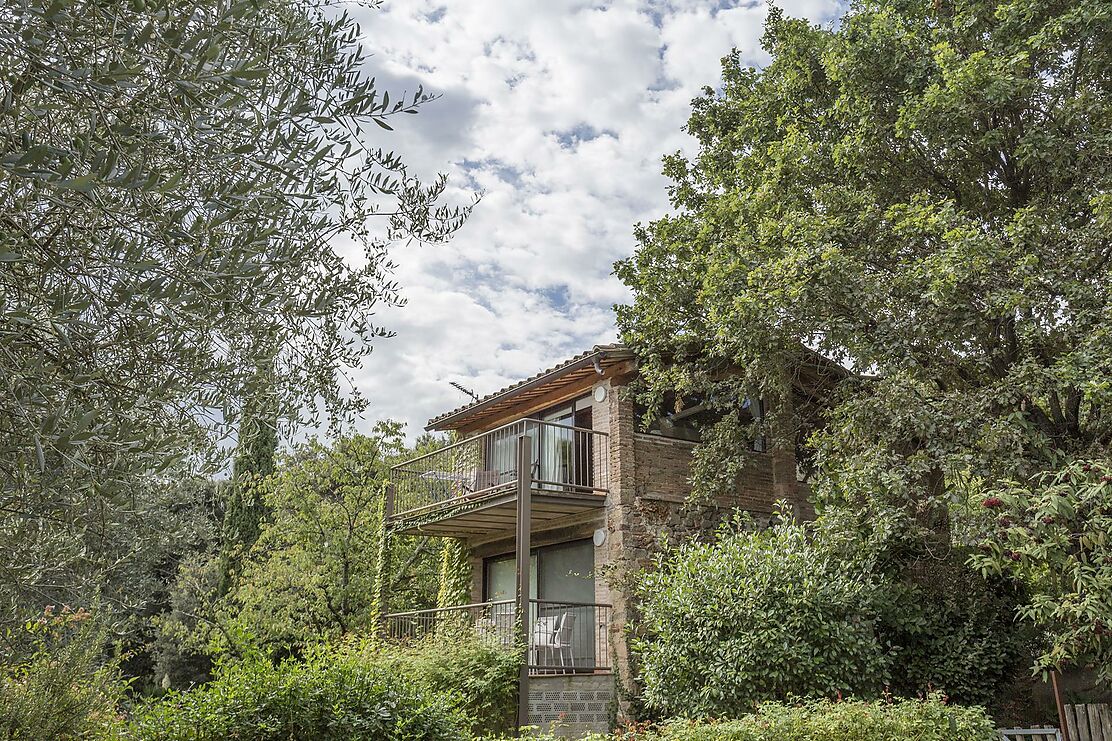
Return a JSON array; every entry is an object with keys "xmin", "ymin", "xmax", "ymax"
[{"xmin": 450, "ymin": 381, "xmax": 480, "ymax": 403}]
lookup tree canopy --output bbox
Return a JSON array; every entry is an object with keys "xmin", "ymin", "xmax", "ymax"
[
  {"xmin": 616, "ymin": 0, "xmax": 1111, "ymax": 675},
  {"xmin": 617, "ymin": 0, "xmax": 1111, "ymax": 505},
  {"xmin": 1, "ymin": 0, "xmax": 468, "ymax": 631}
]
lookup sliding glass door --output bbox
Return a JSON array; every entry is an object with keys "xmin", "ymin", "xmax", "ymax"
[{"xmin": 484, "ymin": 540, "xmax": 596, "ymax": 669}]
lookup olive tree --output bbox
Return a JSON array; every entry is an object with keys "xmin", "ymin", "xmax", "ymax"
[{"xmin": 1, "ymin": 0, "xmax": 470, "ymax": 632}]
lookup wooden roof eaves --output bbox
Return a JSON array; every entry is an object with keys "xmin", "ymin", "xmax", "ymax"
[{"xmin": 426, "ymin": 345, "xmax": 634, "ymax": 432}]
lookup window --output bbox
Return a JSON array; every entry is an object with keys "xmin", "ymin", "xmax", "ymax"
[
  {"xmin": 636, "ymin": 393, "xmax": 766, "ymax": 450},
  {"xmin": 483, "ymin": 539, "xmax": 594, "ymax": 604}
]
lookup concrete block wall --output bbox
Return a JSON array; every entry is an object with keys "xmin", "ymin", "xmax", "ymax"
[{"xmin": 528, "ymin": 674, "xmax": 614, "ymax": 736}]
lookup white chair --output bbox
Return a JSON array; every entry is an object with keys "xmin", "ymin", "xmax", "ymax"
[
  {"xmin": 552, "ymin": 612, "xmax": 576, "ymax": 671},
  {"xmin": 531, "ymin": 615, "xmax": 561, "ymax": 671}
]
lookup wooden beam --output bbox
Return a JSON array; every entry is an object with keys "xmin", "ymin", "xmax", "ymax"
[{"xmin": 456, "ymin": 361, "xmax": 636, "ymax": 434}]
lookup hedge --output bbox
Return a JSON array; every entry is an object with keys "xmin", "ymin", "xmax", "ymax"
[
  {"xmin": 643, "ymin": 697, "xmax": 998, "ymax": 741},
  {"xmin": 485, "ymin": 696, "xmax": 997, "ymax": 741}
]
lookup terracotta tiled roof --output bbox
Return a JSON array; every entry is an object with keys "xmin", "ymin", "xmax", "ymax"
[{"xmin": 427, "ymin": 343, "xmax": 634, "ymax": 431}]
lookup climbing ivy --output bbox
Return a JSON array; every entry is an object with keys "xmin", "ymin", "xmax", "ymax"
[{"xmin": 436, "ymin": 539, "xmax": 473, "ymax": 608}]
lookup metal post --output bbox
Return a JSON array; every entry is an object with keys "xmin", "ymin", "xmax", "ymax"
[
  {"xmin": 515, "ymin": 434, "xmax": 533, "ymax": 732},
  {"xmin": 1052, "ymin": 670, "xmax": 1069, "ymax": 741}
]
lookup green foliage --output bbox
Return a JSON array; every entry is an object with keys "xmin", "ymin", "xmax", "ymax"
[
  {"xmin": 615, "ymin": 0, "xmax": 1112, "ymax": 528},
  {"xmin": 634, "ymin": 507, "xmax": 1029, "ymax": 718},
  {"xmin": 878, "ymin": 560, "xmax": 1033, "ymax": 707},
  {"xmin": 1, "ymin": 0, "xmax": 469, "ymax": 635},
  {"xmin": 636, "ymin": 696, "xmax": 996, "ymax": 741},
  {"xmin": 1, "ymin": 473, "xmax": 223, "ymax": 678},
  {"xmin": 633, "ymin": 512, "xmax": 890, "ymax": 717},
  {"xmin": 120, "ymin": 647, "xmax": 466, "ymax": 741},
  {"xmin": 218, "ymin": 378, "xmax": 281, "ymax": 597},
  {"xmin": 227, "ymin": 433, "xmax": 392, "ymax": 649},
  {"xmin": 616, "ymin": 0, "xmax": 1109, "ymax": 686},
  {"xmin": 437, "ymin": 539, "xmax": 473, "ymax": 608},
  {"xmin": 971, "ymin": 459, "xmax": 1112, "ymax": 680},
  {"xmin": 376, "ymin": 629, "xmax": 522, "ymax": 737},
  {"xmin": 0, "ymin": 608, "xmax": 126, "ymax": 740},
  {"xmin": 155, "ymin": 427, "xmax": 442, "ymax": 672}
]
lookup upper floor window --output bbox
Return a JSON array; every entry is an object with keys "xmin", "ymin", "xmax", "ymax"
[{"xmin": 636, "ymin": 393, "xmax": 766, "ymax": 450}]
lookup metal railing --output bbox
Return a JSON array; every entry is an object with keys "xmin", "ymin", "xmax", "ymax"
[
  {"xmin": 390, "ymin": 419, "xmax": 609, "ymax": 520},
  {"xmin": 383, "ymin": 599, "xmax": 613, "ymax": 674}
]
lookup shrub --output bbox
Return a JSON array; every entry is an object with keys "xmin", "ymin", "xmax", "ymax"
[
  {"xmin": 0, "ymin": 607, "xmax": 126, "ymax": 740},
  {"xmin": 633, "ymin": 506, "xmax": 1030, "ymax": 718},
  {"xmin": 879, "ymin": 561, "xmax": 1033, "ymax": 707},
  {"xmin": 633, "ymin": 515, "xmax": 891, "ymax": 717},
  {"xmin": 377, "ymin": 628, "xmax": 521, "ymax": 736},
  {"xmin": 644, "ymin": 696, "xmax": 997, "ymax": 740},
  {"xmin": 120, "ymin": 647, "xmax": 465, "ymax": 741},
  {"xmin": 971, "ymin": 459, "xmax": 1112, "ymax": 680}
]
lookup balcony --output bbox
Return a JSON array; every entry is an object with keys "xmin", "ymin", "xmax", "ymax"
[
  {"xmin": 384, "ymin": 599, "xmax": 613, "ymax": 674},
  {"xmin": 387, "ymin": 419, "xmax": 609, "ymax": 537}
]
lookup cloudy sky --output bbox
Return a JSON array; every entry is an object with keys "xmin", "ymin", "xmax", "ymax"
[{"xmin": 344, "ymin": 0, "xmax": 843, "ymax": 440}]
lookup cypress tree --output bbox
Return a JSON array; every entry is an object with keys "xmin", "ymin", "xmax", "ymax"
[{"xmin": 217, "ymin": 374, "xmax": 279, "ymax": 596}]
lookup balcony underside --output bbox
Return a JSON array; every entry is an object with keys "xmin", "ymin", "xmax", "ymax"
[{"xmin": 388, "ymin": 486, "xmax": 606, "ymax": 537}]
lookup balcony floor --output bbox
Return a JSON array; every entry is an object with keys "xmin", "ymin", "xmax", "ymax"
[{"xmin": 388, "ymin": 486, "xmax": 606, "ymax": 537}]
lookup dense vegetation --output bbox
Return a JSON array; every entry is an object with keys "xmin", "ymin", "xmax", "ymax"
[
  {"xmin": 633, "ymin": 509, "xmax": 1031, "ymax": 718},
  {"xmin": 121, "ymin": 632, "xmax": 521, "ymax": 741},
  {"xmin": 0, "ymin": 0, "xmax": 468, "ymax": 642},
  {"xmin": 149, "ymin": 427, "xmax": 446, "ymax": 689},
  {"xmin": 617, "ymin": 0, "xmax": 1112, "ymax": 684},
  {"xmin": 2, "ymin": 619, "xmax": 520, "ymax": 740},
  {"xmin": 2, "ymin": 0, "xmax": 1108, "ymax": 734},
  {"xmin": 1, "ymin": 0, "xmax": 464, "ymax": 711}
]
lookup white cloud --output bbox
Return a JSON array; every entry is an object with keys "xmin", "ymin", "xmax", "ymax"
[{"xmin": 339, "ymin": 0, "xmax": 844, "ymax": 440}]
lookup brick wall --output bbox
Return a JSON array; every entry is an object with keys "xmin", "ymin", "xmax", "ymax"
[{"xmin": 633, "ymin": 433, "xmax": 775, "ymax": 513}]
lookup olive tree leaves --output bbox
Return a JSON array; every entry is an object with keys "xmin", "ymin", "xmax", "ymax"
[{"xmin": 0, "ymin": 0, "xmax": 470, "ymax": 628}]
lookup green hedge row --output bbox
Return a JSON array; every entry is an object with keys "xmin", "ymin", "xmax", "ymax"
[
  {"xmin": 495, "ymin": 696, "xmax": 997, "ymax": 741},
  {"xmin": 641, "ymin": 697, "xmax": 998, "ymax": 741},
  {"xmin": 118, "ymin": 653, "xmax": 464, "ymax": 741}
]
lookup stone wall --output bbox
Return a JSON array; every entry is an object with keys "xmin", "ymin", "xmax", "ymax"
[
  {"xmin": 634, "ymin": 433, "xmax": 775, "ymax": 509},
  {"xmin": 619, "ymin": 433, "xmax": 778, "ymax": 561},
  {"xmin": 528, "ymin": 673, "xmax": 614, "ymax": 736},
  {"xmin": 598, "ymin": 380, "xmax": 797, "ymax": 720}
]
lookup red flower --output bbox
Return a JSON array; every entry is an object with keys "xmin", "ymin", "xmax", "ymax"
[{"xmin": 982, "ymin": 497, "xmax": 1004, "ymax": 509}]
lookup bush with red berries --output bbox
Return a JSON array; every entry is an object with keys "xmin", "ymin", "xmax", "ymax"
[{"xmin": 970, "ymin": 459, "xmax": 1112, "ymax": 680}]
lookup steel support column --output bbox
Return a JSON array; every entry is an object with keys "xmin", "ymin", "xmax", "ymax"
[{"xmin": 515, "ymin": 435, "xmax": 533, "ymax": 732}]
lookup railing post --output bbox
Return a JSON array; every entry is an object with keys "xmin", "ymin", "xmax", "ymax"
[{"xmin": 515, "ymin": 433, "xmax": 532, "ymax": 732}]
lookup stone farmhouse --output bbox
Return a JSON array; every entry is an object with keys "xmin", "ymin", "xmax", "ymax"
[{"xmin": 382, "ymin": 343, "xmax": 839, "ymax": 734}]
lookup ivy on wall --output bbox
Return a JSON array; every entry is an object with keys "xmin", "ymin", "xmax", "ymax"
[{"xmin": 437, "ymin": 538, "xmax": 472, "ymax": 608}]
